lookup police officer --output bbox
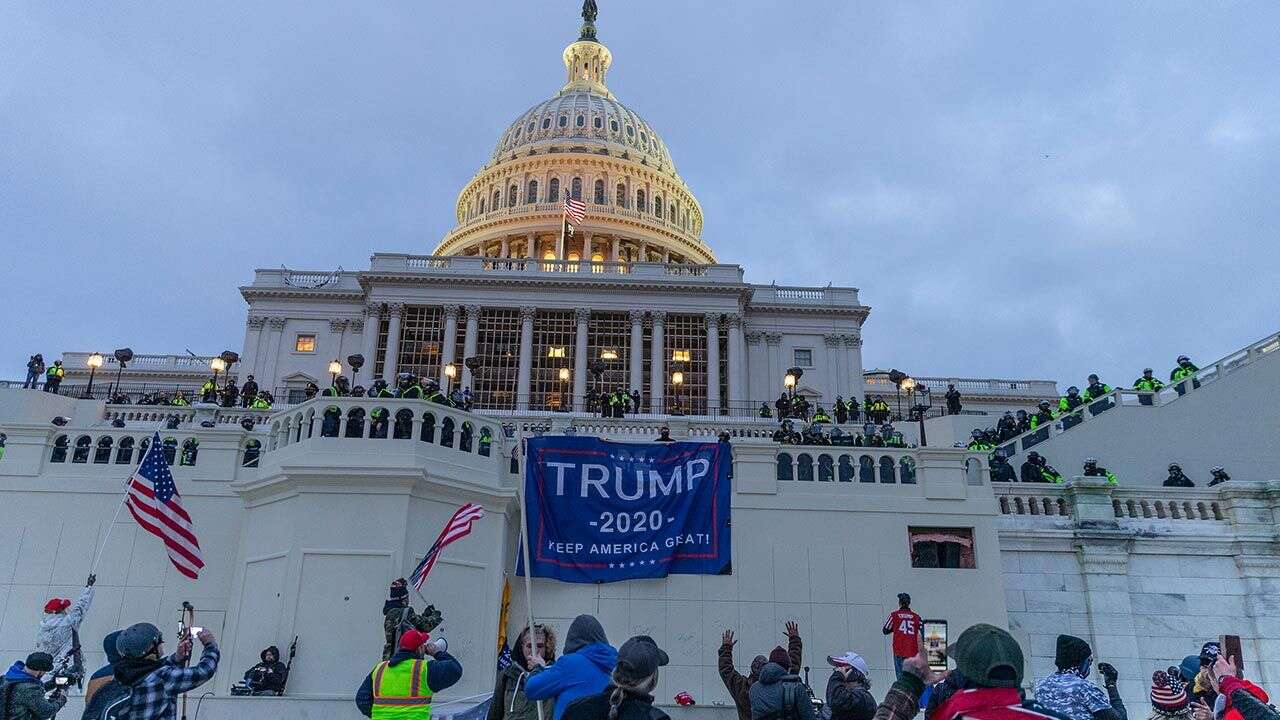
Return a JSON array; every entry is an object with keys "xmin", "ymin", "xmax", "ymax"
[
  {"xmin": 1082, "ymin": 457, "xmax": 1118, "ymax": 485},
  {"xmin": 1170, "ymin": 355, "xmax": 1200, "ymax": 395},
  {"xmin": 1082, "ymin": 374, "xmax": 1113, "ymax": 403},
  {"xmin": 371, "ymin": 379, "xmax": 395, "ymax": 399},
  {"xmin": 846, "ymin": 396, "xmax": 861, "ymax": 424},
  {"xmin": 241, "ymin": 375, "xmax": 259, "ymax": 407},
  {"xmin": 1163, "ymin": 463, "xmax": 1194, "ymax": 487},
  {"xmin": 1020, "ymin": 452, "xmax": 1045, "ymax": 483},
  {"xmin": 398, "ymin": 373, "xmax": 424, "ymax": 399},
  {"xmin": 1208, "ymin": 466, "xmax": 1231, "ymax": 486},
  {"xmin": 759, "ymin": 402, "xmax": 773, "ymax": 419},
  {"xmin": 1058, "ymin": 386, "xmax": 1084, "ymax": 414},
  {"xmin": 1029, "ymin": 400, "xmax": 1056, "ymax": 429},
  {"xmin": 199, "ymin": 376, "xmax": 216, "ymax": 403},
  {"xmin": 990, "ymin": 448, "xmax": 1017, "ymax": 482},
  {"xmin": 1133, "ymin": 368, "xmax": 1163, "ymax": 405},
  {"xmin": 43, "ymin": 360, "xmax": 65, "ymax": 394},
  {"xmin": 886, "ymin": 429, "xmax": 907, "ymax": 448},
  {"xmin": 250, "ymin": 392, "xmax": 272, "ymax": 409},
  {"xmin": 967, "ymin": 429, "xmax": 993, "ymax": 452},
  {"xmin": 834, "ymin": 396, "xmax": 848, "ymax": 424},
  {"xmin": 1014, "ymin": 409, "xmax": 1030, "ymax": 434},
  {"xmin": 997, "ymin": 411, "xmax": 1018, "ymax": 441},
  {"xmin": 425, "ymin": 381, "xmax": 448, "ymax": 405},
  {"xmin": 811, "ymin": 405, "xmax": 832, "ymax": 424},
  {"xmin": 863, "ymin": 422, "xmax": 885, "ymax": 448},
  {"xmin": 322, "ymin": 376, "xmax": 351, "ymax": 397},
  {"xmin": 171, "ymin": 391, "xmax": 190, "ymax": 407}
]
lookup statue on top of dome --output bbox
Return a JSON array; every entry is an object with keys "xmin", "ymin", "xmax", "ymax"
[{"xmin": 579, "ymin": 0, "xmax": 598, "ymax": 41}]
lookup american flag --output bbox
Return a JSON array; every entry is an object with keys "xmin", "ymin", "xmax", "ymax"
[
  {"xmin": 410, "ymin": 503, "xmax": 485, "ymax": 591},
  {"xmin": 125, "ymin": 432, "xmax": 204, "ymax": 579},
  {"xmin": 563, "ymin": 197, "xmax": 587, "ymax": 226}
]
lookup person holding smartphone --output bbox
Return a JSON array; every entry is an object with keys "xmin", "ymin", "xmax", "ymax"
[
  {"xmin": 111, "ymin": 623, "xmax": 220, "ymax": 720},
  {"xmin": 0, "ymin": 652, "xmax": 67, "ymax": 720}
]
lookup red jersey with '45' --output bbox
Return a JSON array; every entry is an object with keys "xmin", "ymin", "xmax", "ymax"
[{"xmin": 885, "ymin": 609, "xmax": 922, "ymax": 657}]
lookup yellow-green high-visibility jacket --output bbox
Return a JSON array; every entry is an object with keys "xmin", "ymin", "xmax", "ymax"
[{"xmin": 370, "ymin": 658, "xmax": 432, "ymax": 719}]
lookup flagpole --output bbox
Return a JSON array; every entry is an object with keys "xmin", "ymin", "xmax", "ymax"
[
  {"xmin": 89, "ymin": 454, "xmax": 142, "ymax": 575},
  {"xmin": 517, "ymin": 482, "xmax": 544, "ymax": 720}
]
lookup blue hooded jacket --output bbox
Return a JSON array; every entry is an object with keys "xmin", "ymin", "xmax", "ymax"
[
  {"xmin": 4, "ymin": 661, "xmax": 38, "ymax": 684},
  {"xmin": 524, "ymin": 615, "xmax": 617, "ymax": 720}
]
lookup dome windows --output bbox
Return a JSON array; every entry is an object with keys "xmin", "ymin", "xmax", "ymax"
[
  {"xmin": 526, "ymin": 180, "xmax": 538, "ymax": 204},
  {"xmin": 542, "ymin": 118, "xmax": 551, "ymax": 129},
  {"xmin": 492, "ymin": 190, "xmax": 501, "ymax": 210},
  {"xmin": 558, "ymin": 115, "xmax": 568, "ymax": 128},
  {"xmin": 640, "ymin": 131, "xmax": 648, "ymax": 145},
  {"xmin": 594, "ymin": 117, "xmax": 603, "ymax": 129},
  {"xmin": 636, "ymin": 189, "xmax": 646, "ymax": 212},
  {"xmin": 571, "ymin": 177, "xmax": 582, "ymax": 200},
  {"xmin": 576, "ymin": 115, "xmax": 585, "ymax": 128},
  {"xmin": 508, "ymin": 184, "xmax": 518, "ymax": 207},
  {"xmin": 593, "ymin": 179, "xmax": 605, "ymax": 204},
  {"xmin": 616, "ymin": 183, "xmax": 627, "ymax": 207},
  {"xmin": 654, "ymin": 195, "xmax": 663, "ymax": 218},
  {"xmin": 528, "ymin": 121, "xmax": 536, "ymax": 134},
  {"xmin": 548, "ymin": 178, "xmax": 560, "ymax": 203},
  {"xmin": 625, "ymin": 125, "xmax": 635, "ymax": 138},
  {"xmin": 610, "ymin": 119, "xmax": 619, "ymax": 133}
]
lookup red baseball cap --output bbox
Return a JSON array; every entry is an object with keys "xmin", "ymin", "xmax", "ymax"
[
  {"xmin": 43, "ymin": 599, "xmax": 71, "ymax": 614},
  {"xmin": 398, "ymin": 629, "xmax": 431, "ymax": 652}
]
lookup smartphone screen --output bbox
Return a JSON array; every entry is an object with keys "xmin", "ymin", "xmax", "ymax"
[
  {"xmin": 55, "ymin": 676, "xmax": 69, "ymax": 686},
  {"xmin": 189, "ymin": 626, "xmax": 204, "ymax": 635},
  {"xmin": 923, "ymin": 620, "xmax": 948, "ymax": 671}
]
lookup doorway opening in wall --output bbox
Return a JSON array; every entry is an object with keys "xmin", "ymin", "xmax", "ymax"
[{"xmin": 908, "ymin": 527, "xmax": 975, "ymax": 569}]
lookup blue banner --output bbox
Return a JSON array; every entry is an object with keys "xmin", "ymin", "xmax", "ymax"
[{"xmin": 520, "ymin": 436, "xmax": 732, "ymax": 583}]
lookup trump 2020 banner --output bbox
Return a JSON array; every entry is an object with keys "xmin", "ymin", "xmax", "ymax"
[{"xmin": 520, "ymin": 436, "xmax": 731, "ymax": 583}]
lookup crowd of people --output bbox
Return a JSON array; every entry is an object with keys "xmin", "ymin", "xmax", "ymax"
[
  {"xmin": 770, "ymin": 420, "xmax": 910, "ymax": 448},
  {"xmin": 984, "ymin": 449, "xmax": 1234, "ymax": 488},
  {"xmin": 761, "ymin": 395, "xmax": 894, "ymax": 425}
]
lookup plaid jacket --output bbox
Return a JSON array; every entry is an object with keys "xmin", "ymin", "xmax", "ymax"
[{"xmin": 124, "ymin": 644, "xmax": 220, "ymax": 720}]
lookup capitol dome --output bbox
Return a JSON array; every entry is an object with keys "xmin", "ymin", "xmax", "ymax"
[{"xmin": 433, "ymin": 5, "xmax": 714, "ymax": 265}]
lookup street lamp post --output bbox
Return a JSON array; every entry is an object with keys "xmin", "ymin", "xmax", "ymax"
[
  {"xmin": 210, "ymin": 357, "xmax": 226, "ymax": 393},
  {"xmin": 84, "ymin": 353, "xmax": 104, "ymax": 399},
  {"xmin": 671, "ymin": 371, "xmax": 684, "ymax": 415},
  {"xmin": 557, "ymin": 367, "xmax": 571, "ymax": 412},
  {"xmin": 444, "ymin": 363, "xmax": 457, "ymax": 395},
  {"xmin": 913, "ymin": 383, "xmax": 932, "ymax": 447},
  {"xmin": 328, "ymin": 360, "xmax": 342, "ymax": 387}
]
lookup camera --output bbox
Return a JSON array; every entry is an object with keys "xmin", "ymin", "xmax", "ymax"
[{"xmin": 54, "ymin": 676, "xmax": 69, "ymax": 687}]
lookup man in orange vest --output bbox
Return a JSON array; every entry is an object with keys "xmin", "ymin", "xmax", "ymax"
[{"xmin": 357, "ymin": 628, "xmax": 462, "ymax": 718}]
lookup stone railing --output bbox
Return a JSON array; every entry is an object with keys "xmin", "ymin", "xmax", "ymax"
[
  {"xmin": 103, "ymin": 404, "xmax": 274, "ymax": 427},
  {"xmin": 262, "ymin": 396, "xmax": 506, "ymax": 464},
  {"xmin": 448, "ymin": 202, "xmax": 701, "ymax": 241},
  {"xmin": 994, "ymin": 481, "xmax": 1228, "ymax": 522},
  {"xmin": 994, "ymin": 327, "xmax": 1280, "ymax": 457},
  {"xmin": 864, "ymin": 374, "xmax": 1058, "ymax": 398},
  {"xmin": 750, "ymin": 284, "xmax": 861, "ymax": 307},
  {"xmin": 62, "ymin": 352, "xmax": 215, "ymax": 373},
  {"xmin": 368, "ymin": 254, "xmax": 745, "ymax": 283},
  {"xmin": 247, "ymin": 268, "xmax": 365, "ymax": 292}
]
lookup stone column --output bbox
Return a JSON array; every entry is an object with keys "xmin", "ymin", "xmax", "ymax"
[
  {"xmin": 573, "ymin": 307, "xmax": 590, "ymax": 411},
  {"xmin": 261, "ymin": 317, "xmax": 287, "ymax": 392},
  {"xmin": 240, "ymin": 315, "xmax": 266, "ymax": 381},
  {"xmin": 726, "ymin": 313, "xmax": 744, "ymax": 413},
  {"xmin": 440, "ymin": 304, "xmax": 460, "ymax": 387},
  {"xmin": 1075, "ymin": 538, "xmax": 1143, "ymax": 704},
  {"xmin": 745, "ymin": 331, "xmax": 764, "ymax": 406},
  {"xmin": 823, "ymin": 334, "xmax": 842, "ymax": 408},
  {"xmin": 705, "ymin": 312, "xmax": 721, "ymax": 416},
  {"xmin": 349, "ymin": 317, "xmax": 365, "ymax": 378},
  {"xmin": 764, "ymin": 333, "xmax": 783, "ymax": 392},
  {"xmin": 649, "ymin": 311, "xmax": 666, "ymax": 414},
  {"xmin": 517, "ymin": 306, "xmax": 535, "ymax": 410},
  {"xmin": 330, "ymin": 318, "xmax": 350, "ymax": 372},
  {"xmin": 843, "ymin": 334, "xmax": 863, "ymax": 403},
  {"xmin": 1233, "ymin": 553, "xmax": 1280, "ymax": 690},
  {"xmin": 611, "ymin": 237, "xmax": 621, "ymax": 263},
  {"xmin": 382, "ymin": 303, "xmax": 404, "ymax": 382},
  {"xmin": 580, "ymin": 231, "xmax": 592, "ymax": 272},
  {"xmin": 360, "ymin": 302, "xmax": 381, "ymax": 386},
  {"xmin": 462, "ymin": 304, "xmax": 480, "ymax": 389},
  {"xmin": 500, "ymin": 237, "xmax": 509, "ymax": 259},
  {"xmin": 525, "ymin": 232, "xmax": 536, "ymax": 259},
  {"xmin": 628, "ymin": 310, "xmax": 644, "ymax": 398},
  {"xmin": 555, "ymin": 232, "xmax": 565, "ymax": 261}
]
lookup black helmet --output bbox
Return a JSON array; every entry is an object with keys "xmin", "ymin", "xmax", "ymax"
[
  {"xmin": 1016, "ymin": 409, "xmax": 1027, "ymax": 417},
  {"xmin": 1177, "ymin": 355, "xmax": 1190, "ymax": 363},
  {"xmin": 1143, "ymin": 368, "xmax": 1153, "ymax": 375},
  {"xmin": 1084, "ymin": 457, "xmax": 1097, "ymax": 466},
  {"xmin": 1168, "ymin": 463, "xmax": 1181, "ymax": 472},
  {"xmin": 1027, "ymin": 451, "xmax": 1041, "ymax": 461},
  {"xmin": 1211, "ymin": 465, "xmax": 1225, "ymax": 473},
  {"xmin": 116, "ymin": 622, "xmax": 163, "ymax": 659},
  {"xmin": 971, "ymin": 429, "xmax": 983, "ymax": 438},
  {"xmin": 335, "ymin": 376, "xmax": 350, "ymax": 389},
  {"xmin": 1088, "ymin": 374, "xmax": 1099, "ymax": 382},
  {"xmin": 1067, "ymin": 386, "xmax": 1079, "ymax": 394},
  {"xmin": 1038, "ymin": 400, "xmax": 1051, "ymax": 409}
]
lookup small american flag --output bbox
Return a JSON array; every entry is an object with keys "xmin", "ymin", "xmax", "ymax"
[
  {"xmin": 410, "ymin": 503, "xmax": 485, "ymax": 591},
  {"xmin": 563, "ymin": 196, "xmax": 587, "ymax": 226},
  {"xmin": 126, "ymin": 433, "xmax": 204, "ymax": 579}
]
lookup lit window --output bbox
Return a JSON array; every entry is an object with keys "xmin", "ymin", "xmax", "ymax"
[
  {"xmin": 671, "ymin": 349, "xmax": 691, "ymax": 362},
  {"xmin": 909, "ymin": 527, "xmax": 975, "ymax": 569},
  {"xmin": 591, "ymin": 252, "xmax": 604, "ymax": 263},
  {"xmin": 295, "ymin": 334, "xmax": 316, "ymax": 353},
  {"xmin": 543, "ymin": 251, "xmax": 556, "ymax": 261},
  {"xmin": 600, "ymin": 348, "xmax": 618, "ymax": 360},
  {"xmin": 793, "ymin": 348, "xmax": 813, "ymax": 367},
  {"xmin": 547, "ymin": 346, "xmax": 566, "ymax": 359},
  {"xmin": 567, "ymin": 252, "xmax": 581, "ymax": 262}
]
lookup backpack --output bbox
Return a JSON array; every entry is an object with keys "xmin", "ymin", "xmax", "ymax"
[{"xmin": 759, "ymin": 682, "xmax": 806, "ymax": 720}]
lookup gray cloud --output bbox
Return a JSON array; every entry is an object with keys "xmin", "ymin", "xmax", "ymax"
[{"xmin": 2, "ymin": 2, "xmax": 1277, "ymax": 388}]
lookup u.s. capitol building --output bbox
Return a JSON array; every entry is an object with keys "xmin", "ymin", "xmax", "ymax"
[{"xmin": 3, "ymin": 6, "xmax": 1280, "ymax": 719}]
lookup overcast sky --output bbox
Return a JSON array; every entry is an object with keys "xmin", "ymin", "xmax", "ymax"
[{"xmin": 3, "ymin": 2, "xmax": 1277, "ymax": 386}]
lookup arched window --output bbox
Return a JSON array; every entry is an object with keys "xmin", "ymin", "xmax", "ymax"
[
  {"xmin": 180, "ymin": 438, "xmax": 200, "ymax": 466},
  {"xmin": 491, "ymin": 190, "xmax": 500, "ymax": 210},
  {"xmin": 548, "ymin": 178, "xmax": 560, "ymax": 203},
  {"xmin": 636, "ymin": 189, "xmax": 646, "ymax": 212},
  {"xmin": 654, "ymin": 195, "xmax": 663, "ymax": 218},
  {"xmin": 818, "ymin": 454, "xmax": 834, "ymax": 482},
  {"xmin": 526, "ymin": 180, "xmax": 539, "ymax": 204},
  {"xmin": 571, "ymin": 177, "xmax": 582, "ymax": 200},
  {"xmin": 73, "ymin": 435, "xmax": 92, "ymax": 463},
  {"xmin": 593, "ymin": 117, "xmax": 603, "ymax": 129},
  {"xmin": 575, "ymin": 115, "xmax": 585, "ymax": 127},
  {"xmin": 479, "ymin": 198, "xmax": 486, "ymax": 214},
  {"xmin": 51, "ymin": 435, "xmax": 69, "ymax": 463},
  {"xmin": 440, "ymin": 417, "xmax": 455, "ymax": 448},
  {"xmin": 460, "ymin": 422, "xmax": 474, "ymax": 452},
  {"xmin": 879, "ymin": 456, "xmax": 896, "ymax": 484},
  {"xmin": 776, "ymin": 452, "xmax": 794, "ymax": 481},
  {"xmin": 369, "ymin": 408, "xmax": 389, "ymax": 439},
  {"xmin": 321, "ymin": 407, "xmax": 341, "ymax": 437},
  {"xmin": 139, "ymin": 437, "xmax": 152, "ymax": 460},
  {"xmin": 479, "ymin": 428, "xmax": 493, "ymax": 457},
  {"xmin": 796, "ymin": 453, "xmax": 814, "ymax": 482},
  {"xmin": 242, "ymin": 439, "xmax": 261, "ymax": 467},
  {"xmin": 616, "ymin": 183, "xmax": 627, "ymax": 207},
  {"xmin": 94, "ymin": 436, "xmax": 114, "ymax": 464},
  {"xmin": 116, "ymin": 437, "xmax": 135, "ymax": 465},
  {"xmin": 527, "ymin": 121, "xmax": 536, "ymax": 134},
  {"xmin": 508, "ymin": 184, "xmax": 518, "ymax": 207},
  {"xmin": 858, "ymin": 455, "xmax": 875, "ymax": 483},
  {"xmin": 421, "ymin": 412, "xmax": 436, "ymax": 443},
  {"xmin": 900, "ymin": 457, "xmax": 917, "ymax": 484},
  {"xmin": 344, "ymin": 408, "xmax": 366, "ymax": 438},
  {"xmin": 394, "ymin": 409, "xmax": 414, "ymax": 439},
  {"xmin": 542, "ymin": 117, "xmax": 551, "ymax": 129},
  {"xmin": 640, "ymin": 131, "xmax": 648, "ymax": 145},
  {"xmin": 162, "ymin": 437, "xmax": 177, "ymax": 465},
  {"xmin": 610, "ymin": 119, "xmax": 619, "ymax": 132},
  {"xmin": 626, "ymin": 125, "xmax": 635, "ymax": 138},
  {"xmin": 593, "ymin": 179, "xmax": 605, "ymax": 204},
  {"xmin": 558, "ymin": 115, "xmax": 567, "ymax": 128},
  {"xmin": 838, "ymin": 454, "xmax": 855, "ymax": 482}
]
